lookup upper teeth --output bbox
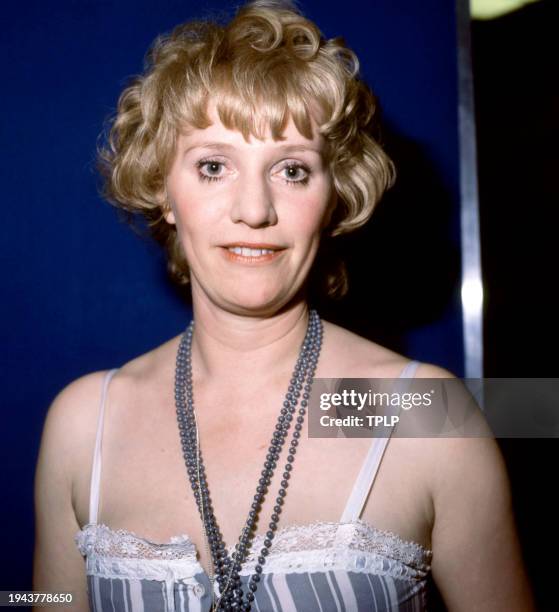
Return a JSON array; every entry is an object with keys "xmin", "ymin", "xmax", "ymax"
[{"xmin": 228, "ymin": 247, "xmax": 276, "ymax": 256}]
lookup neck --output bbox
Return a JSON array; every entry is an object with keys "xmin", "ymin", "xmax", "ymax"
[{"xmin": 188, "ymin": 294, "xmax": 312, "ymax": 383}]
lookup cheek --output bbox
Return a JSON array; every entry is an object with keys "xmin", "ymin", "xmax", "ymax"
[
  {"xmin": 170, "ymin": 191, "xmax": 215, "ymax": 238},
  {"xmin": 166, "ymin": 169, "xmax": 208, "ymax": 220},
  {"xmin": 293, "ymin": 193, "xmax": 332, "ymax": 238}
]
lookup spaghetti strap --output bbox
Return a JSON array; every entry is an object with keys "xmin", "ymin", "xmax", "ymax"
[
  {"xmin": 398, "ymin": 359, "xmax": 420, "ymax": 379},
  {"xmin": 88, "ymin": 368, "xmax": 119, "ymax": 525},
  {"xmin": 339, "ymin": 360, "xmax": 421, "ymax": 522}
]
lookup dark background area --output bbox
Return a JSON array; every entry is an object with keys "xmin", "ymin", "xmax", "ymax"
[
  {"xmin": 472, "ymin": 1, "xmax": 558, "ymax": 610},
  {"xmin": 0, "ymin": 0, "xmax": 553, "ymax": 609}
]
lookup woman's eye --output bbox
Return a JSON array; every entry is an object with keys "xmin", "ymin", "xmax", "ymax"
[
  {"xmin": 196, "ymin": 159, "xmax": 311, "ymax": 186},
  {"xmin": 197, "ymin": 159, "xmax": 225, "ymax": 182},
  {"xmin": 279, "ymin": 163, "xmax": 311, "ymax": 186}
]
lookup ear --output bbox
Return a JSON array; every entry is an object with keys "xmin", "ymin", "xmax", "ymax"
[
  {"xmin": 163, "ymin": 206, "xmax": 176, "ymax": 225},
  {"xmin": 160, "ymin": 182, "xmax": 177, "ymax": 225},
  {"xmin": 161, "ymin": 190, "xmax": 176, "ymax": 225}
]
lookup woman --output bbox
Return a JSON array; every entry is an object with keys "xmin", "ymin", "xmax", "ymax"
[{"xmin": 33, "ymin": 1, "xmax": 534, "ymax": 610}]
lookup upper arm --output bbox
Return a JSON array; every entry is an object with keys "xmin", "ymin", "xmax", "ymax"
[
  {"xmin": 413, "ymin": 363, "xmax": 535, "ymax": 610},
  {"xmin": 428, "ymin": 430, "xmax": 535, "ymax": 610},
  {"xmin": 33, "ymin": 372, "xmax": 106, "ymax": 612}
]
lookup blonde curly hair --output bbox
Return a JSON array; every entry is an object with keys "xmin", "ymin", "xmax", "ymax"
[{"xmin": 99, "ymin": 0, "xmax": 395, "ymax": 298}]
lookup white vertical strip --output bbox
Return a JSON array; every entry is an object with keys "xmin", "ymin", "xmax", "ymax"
[
  {"xmin": 93, "ymin": 576, "xmax": 103, "ymax": 612},
  {"xmin": 331, "ymin": 570, "xmax": 359, "ymax": 610},
  {"xmin": 270, "ymin": 573, "xmax": 298, "ymax": 611},
  {"xmin": 186, "ymin": 587, "xmax": 202, "ymax": 612},
  {"xmin": 128, "ymin": 580, "xmax": 145, "ymax": 612},
  {"xmin": 456, "ymin": 0, "xmax": 485, "ymax": 385},
  {"xmin": 178, "ymin": 585, "xmax": 185, "ymax": 612},
  {"xmin": 376, "ymin": 573, "xmax": 391, "ymax": 610},
  {"xmin": 324, "ymin": 572, "xmax": 342, "ymax": 612},
  {"xmin": 383, "ymin": 575, "xmax": 400, "ymax": 608},
  {"xmin": 263, "ymin": 574, "xmax": 280, "ymax": 612},
  {"xmin": 366, "ymin": 574, "xmax": 380, "ymax": 609},
  {"xmin": 309, "ymin": 575, "xmax": 325, "ymax": 612},
  {"xmin": 122, "ymin": 580, "xmax": 130, "ymax": 612}
]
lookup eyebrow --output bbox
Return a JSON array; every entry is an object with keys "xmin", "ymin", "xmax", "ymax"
[{"xmin": 183, "ymin": 142, "xmax": 323, "ymax": 155}]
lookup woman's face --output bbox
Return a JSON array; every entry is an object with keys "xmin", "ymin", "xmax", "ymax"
[{"xmin": 165, "ymin": 101, "xmax": 335, "ymax": 316}]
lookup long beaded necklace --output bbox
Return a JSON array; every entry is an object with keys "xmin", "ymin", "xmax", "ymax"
[{"xmin": 174, "ymin": 310, "xmax": 323, "ymax": 611}]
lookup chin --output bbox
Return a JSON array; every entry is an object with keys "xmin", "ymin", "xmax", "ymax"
[{"xmin": 219, "ymin": 286, "xmax": 296, "ymax": 317}]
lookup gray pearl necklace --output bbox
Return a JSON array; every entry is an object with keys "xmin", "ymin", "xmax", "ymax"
[{"xmin": 174, "ymin": 310, "xmax": 323, "ymax": 611}]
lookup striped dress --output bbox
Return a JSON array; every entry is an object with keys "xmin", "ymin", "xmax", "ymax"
[{"xmin": 75, "ymin": 363, "xmax": 432, "ymax": 611}]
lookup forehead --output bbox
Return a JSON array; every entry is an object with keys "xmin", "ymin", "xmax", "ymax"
[{"xmin": 179, "ymin": 99, "xmax": 325, "ymax": 151}]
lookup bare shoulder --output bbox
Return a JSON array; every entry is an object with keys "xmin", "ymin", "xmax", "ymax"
[
  {"xmin": 44, "ymin": 370, "xmax": 113, "ymax": 465},
  {"xmin": 44, "ymin": 334, "xmax": 182, "ymax": 487},
  {"xmin": 321, "ymin": 319, "xmax": 455, "ymax": 379},
  {"xmin": 320, "ymin": 318, "xmax": 458, "ymax": 467},
  {"xmin": 67, "ymin": 333, "xmax": 181, "ymax": 406},
  {"xmin": 47, "ymin": 330, "xmax": 180, "ymax": 413},
  {"xmin": 37, "ymin": 370, "xmax": 116, "ymax": 516},
  {"xmin": 111, "ymin": 333, "xmax": 181, "ymax": 391},
  {"xmin": 320, "ymin": 318, "xmax": 458, "ymax": 480}
]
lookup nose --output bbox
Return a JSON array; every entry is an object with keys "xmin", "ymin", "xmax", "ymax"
[{"xmin": 230, "ymin": 172, "xmax": 278, "ymax": 228}]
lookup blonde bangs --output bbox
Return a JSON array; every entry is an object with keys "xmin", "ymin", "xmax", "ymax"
[
  {"xmin": 158, "ymin": 43, "xmax": 337, "ymax": 147},
  {"xmin": 211, "ymin": 73, "xmax": 316, "ymax": 143}
]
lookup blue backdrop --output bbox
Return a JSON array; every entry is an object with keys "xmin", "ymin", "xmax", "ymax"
[{"xmin": 1, "ymin": 0, "xmax": 461, "ymax": 590}]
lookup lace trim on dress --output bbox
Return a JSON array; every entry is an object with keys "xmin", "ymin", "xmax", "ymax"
[
  {"xmin": 76, "ymin": 524, "xmax": 201, "ymax": 582},
  {"xmin": 76, "ymin": 519, "xmax": 432, "ymax": 581},
  {"xmin": 259, "ymin": 520, "xmax": 431, "ymax": 570}
]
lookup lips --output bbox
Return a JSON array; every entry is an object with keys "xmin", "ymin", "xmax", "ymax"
[
  {"xmin": 221, "ymin": 242, "xmax": 285, "ymax": 250},
  {"xmin": 228, "ymin": 246, "xmax": 275, "ymax": 256},
  {"xmin": 220, "ymin": 242, "xmax": 286, "ymax": 263}
]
